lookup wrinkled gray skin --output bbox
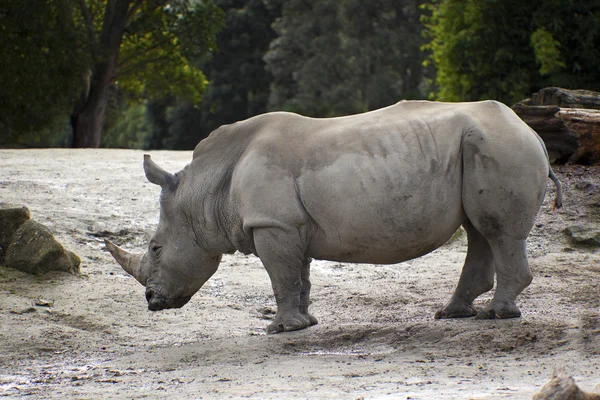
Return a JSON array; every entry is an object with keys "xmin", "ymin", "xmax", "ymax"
[{"xmin": 106, "ymin": 100, "xmax": 563, "ymax": 334}]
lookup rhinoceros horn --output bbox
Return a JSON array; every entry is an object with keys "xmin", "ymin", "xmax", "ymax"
[
  {"xmin": 143, "ymin": 154, "xmax": 179, "ymax": 192},
  {"xmin": 105, "ymin": 239, "xmax": 148, "ymax": 286}
]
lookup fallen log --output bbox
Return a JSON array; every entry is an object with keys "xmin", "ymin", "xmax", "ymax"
[
  {"xmin": 531, "ymin": 87, "xmax": 600, "ymax": 109},
  {"xmin": 557, "ymin": 109, "xmax": 600, "ymax": 164},
  {"xmin": 513, "ymin": 88, "xmax": 600, "ymax": 164},
  {"xmin": 512, "ymin": 103, "xmax": 579, "ymax": 164}
]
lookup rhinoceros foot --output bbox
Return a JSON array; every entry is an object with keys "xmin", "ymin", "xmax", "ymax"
[
  {"xmin": 474, "ymin": 302, "xmax": 521, "ymax": 320},
  {"xmin": 434, "ymin": 303, "xmax": 478, "ymax": 319},
  {"xmin": 266, "ymin": 312, "xmax": 318, "ymax": 334}
]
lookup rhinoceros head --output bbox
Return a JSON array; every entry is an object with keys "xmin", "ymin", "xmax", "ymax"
[{"xmin": 105, "ymin": 155, "xmax": 221, "ymax": 311}]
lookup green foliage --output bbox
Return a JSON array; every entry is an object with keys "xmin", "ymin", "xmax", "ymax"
[
  {"xmin": 141, "ymin": 97, "xmax": 204, "ymax": 150},
  {"xmin": 0, "ymin": 0, "xmax": 88, "ymax": 145},
  {"xmin": 116, "ymin": 1, "xmax": 225, "ymax": 104},
  {"xmin": 5, "ymin": 0, "xmax": 600, "ymax": 149},
  {"xmin": 101, "ymin": 103, "xmax": 152, "ymax": 149},
  {"xmin": 530, "ymin": 1, "xmax": 600, "ymax": 90},
  {"xmin": 1, "ymin": 0, "xmax": 224, "ymax": 148},
  {"xmin": 422, "ymin": 0, "xmax": 537, "ymax": 103},
  {"xmin": 143, "ymin": 0, "xmax": 279, "ymax": 149},
  {"xmin": 531, "ymin": 28, "xmax": 565, "ymax": 76},
  {"xmin": 422, "ymin": 0, "xmax": 600, "ymax": 104},
  {"xmin": 264, "ymin": 0, "xmax": 426, "ymax": 118},
  {"xmin": 199, "ymin": 0, "xmax": 278, "ymax": 127}
]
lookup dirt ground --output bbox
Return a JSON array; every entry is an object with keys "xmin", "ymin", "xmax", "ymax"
[{"xmin": 0, "ymin": 149, "xmax": 598, "ymax": 399}]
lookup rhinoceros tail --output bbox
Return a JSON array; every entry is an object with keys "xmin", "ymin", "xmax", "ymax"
[
  {"xmin": 528, "ymin": 126, "xmax": 563, "ymax": 210},
  {"xmin": 549, "ymin": 167, "xmax": 563, "ymax": 210}
]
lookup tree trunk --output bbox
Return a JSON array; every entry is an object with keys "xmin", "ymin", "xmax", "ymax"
[
  {"xmin": 71, "ymin": 66, "xmax": 112, "ymax": 148},
  {"xmin": 71, "ymin": 0, "xmax": 133, "ymax": 148}
]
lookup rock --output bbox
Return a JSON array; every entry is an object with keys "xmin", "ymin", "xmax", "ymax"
[
  {"xmin": 533, "ymin": 368, "xmax": 600, "ymax": 400},
  {"xmin": 0, "ymin": 204, "xmax": 31, "ymax": 259},
  {"xmin": 564, "ymin": 225, "xmax": 600, "ymax": 247},
  {"xmin": 34, "ymin": 298, "xmax": 55, "ymax": 307},
  {"xmin": 3, "ymin": 220, "xmax": 81, "ymax": 274},
  {"xmin": 574, "ymin": 181, "xmax": 595, "ymax": 191}
]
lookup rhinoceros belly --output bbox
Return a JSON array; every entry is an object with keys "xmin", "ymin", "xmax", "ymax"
[{"xmin": 299, "ymin": 151, "xmax": 464, "ymax": 264}]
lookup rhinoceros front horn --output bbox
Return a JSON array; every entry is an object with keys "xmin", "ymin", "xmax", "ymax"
[
  {"xmin": 143, "ymin": 154, "xmax": 179, "ymax": 192},
  {"xmin": 105, "ymin": 239, "xmax": 148, "ymax": 286}
]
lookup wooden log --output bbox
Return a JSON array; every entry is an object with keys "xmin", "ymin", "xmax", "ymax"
[
  {"xmin": 558, "ymin": 109, "xmax": 600, "ymax": 164},
  {"xmin": 513, "ymin": 87, "xmax": 600, "ymax": 164},
  {"xmin": 531, "ymin": 87, "xmax": 600, "ymax": 109},
  {"xmin": 512, "ymin": 103, "xmax": 579, "ymax": 164},
  {"xmin": 512, "ymin": 103, "xmax": 560, "ymax": 116}
]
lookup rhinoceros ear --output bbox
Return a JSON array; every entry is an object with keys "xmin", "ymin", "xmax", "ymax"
[{"xmin": 143, "ymin": 154, "xmax": 179, "ymax": 192}]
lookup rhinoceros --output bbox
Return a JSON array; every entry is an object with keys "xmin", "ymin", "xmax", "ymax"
[{"xmin": 105, "ymin": 100, "xmax": 562, "ymax": 333}]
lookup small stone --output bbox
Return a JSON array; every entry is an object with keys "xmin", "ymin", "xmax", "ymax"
[
  {"xmin": 574, "ymin": 181, "xmax": 594, "ymax": 190},
  {"xmin": 10, "ymin": 307, "xmax": 37, "ymax": 315},
  {"xmin": 35, "ymin": 298, "xmax": 55, "ymax": 307}
]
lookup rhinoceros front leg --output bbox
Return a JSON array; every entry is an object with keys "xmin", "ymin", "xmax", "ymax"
[
  {"xmin": 253, "ymin": 227, "xmax": 318, "ymax": 334},
  {"xmin": 299, "ymin": 257, "xmax": 318, "ymax": 326}
]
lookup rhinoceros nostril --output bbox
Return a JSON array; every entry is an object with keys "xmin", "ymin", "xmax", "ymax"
[{"xmin": 145, "ymin": 289, "xmax": 153, "ymax": 302}]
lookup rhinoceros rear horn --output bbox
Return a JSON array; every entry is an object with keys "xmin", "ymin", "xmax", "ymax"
[{"xmin": 143, "ymin": 154, "xmax": 179, "ymax": 192}]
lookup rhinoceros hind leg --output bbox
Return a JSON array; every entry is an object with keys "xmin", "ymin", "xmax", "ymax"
[
  {"xmin": 253, "ymin": 227, "xmax": 317, "ymax": 334},
  {"xmin": 436, "ymin": 219, "xmax": 494, "ymax": 319},
  {"xmin": 474, "ymin": 302, "xmax": 521, "ymax": 320},
  {"xmin": 475, "ymin": 238, "xmax": 531, "ymax": 320}
]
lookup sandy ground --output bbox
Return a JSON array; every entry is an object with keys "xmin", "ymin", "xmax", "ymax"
[{"xmin": 0, "ymin": 148, "xmax": 598, "ymax": 399}]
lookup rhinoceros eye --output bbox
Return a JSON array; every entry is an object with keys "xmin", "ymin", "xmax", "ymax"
[{"xmin": 151, "ymin": 244, "xmax": 162, "ymax": 257}]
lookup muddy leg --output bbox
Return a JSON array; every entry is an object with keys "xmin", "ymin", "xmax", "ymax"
[
  {"xmin": 253, "ymin": 227, "xmax": 316, "ymax": 334},
  {"xmin": 475, "ymin": 238, "xmax": 532, "ymax": 319},
  {"xmin": 436, "ymin": 220, "xmax": 495, "ymax": 319}
]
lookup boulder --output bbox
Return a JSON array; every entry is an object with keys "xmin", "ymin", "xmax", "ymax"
[
  {"xmin": 3, "ymin": 220, "xmax": 80, "ymax": 274},
  {"xmin": 564, "ymin": 225, "xmax": 600, "ymax": 248},
  {"xmin": 0, "ymin": 204, "xmax": 31, "ymax": 259}
]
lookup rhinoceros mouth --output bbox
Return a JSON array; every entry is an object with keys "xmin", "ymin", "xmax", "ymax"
[{"xmin": 146, "ymin": 289, "xmax": 192, "ymax": 311}]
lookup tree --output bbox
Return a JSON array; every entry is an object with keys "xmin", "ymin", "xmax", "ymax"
[
  {"xmin": 0, "ymin": 0, "xmax": 89, "ymax": 147},
  {"xmin": 139, "ymin": 0, "xmax": 280, "ymax": 150},
  {"xmin": 0, "ymin": 0, "xmax": 223, "ymax": 148},
  {"xmin": 197, "ymin": 0, "xmax": 279, "ymax": 136},
  {"xmin": 264, "ymin": 0, "xmax": 425, "ymax": 117},
  {"xmin": 71, "ymin": 0, "xmax": 224, "ymax": 147},
  {"xmin": 342, "ymin": 0, "xmax": 425, "ymax": 108},
  {"xmin": 422, "ymin": 0, "xmax": 600, "ymax": 104}
]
